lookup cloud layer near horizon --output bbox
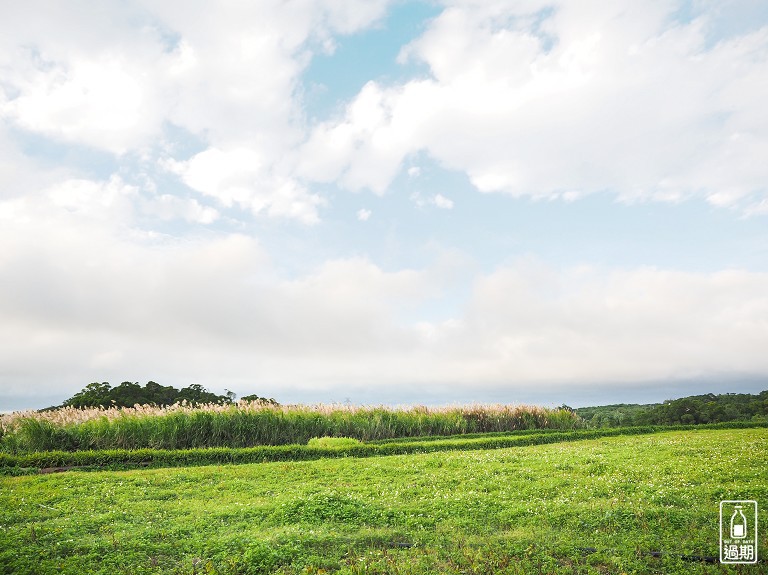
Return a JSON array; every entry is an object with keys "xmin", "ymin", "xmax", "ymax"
[
  {"xmin": 1, "ymin": 0, "xmax": 767, "ymax": 407},
  {"xmin": 2, "ymin": 184, "xmax": 767, "ymax": 403}
]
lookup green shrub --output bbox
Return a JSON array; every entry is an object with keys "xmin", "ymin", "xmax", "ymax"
[{"xmin": 307, "ymin": 436, "xmax": 362, "ymax": 448}]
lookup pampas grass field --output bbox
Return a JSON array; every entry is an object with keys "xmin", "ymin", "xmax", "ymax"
[{"xmin": 0, "ymin": 401, "xmax": 582, "ymax": 453}]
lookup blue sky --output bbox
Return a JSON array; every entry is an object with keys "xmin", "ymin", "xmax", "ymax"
[{"xmin": 1, "ymin": 1, "xmax": 767, "ymax": 411}]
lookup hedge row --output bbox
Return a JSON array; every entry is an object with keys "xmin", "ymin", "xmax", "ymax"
[
  {"xmin": 1, "ymin": 421, "xmax": 765, "ymax": 474},
  {"xmin": 366, "ymin": 426, "xmax": 574, "ymax": 444}
]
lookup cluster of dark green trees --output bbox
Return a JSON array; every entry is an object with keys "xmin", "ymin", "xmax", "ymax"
[
  {"xmin": 51, "ymin": 381, "xmax": 277, "ymax": 409},
  {"xmin": 576, "ymin": 390, "xmax": 768, "ymax": 427}
]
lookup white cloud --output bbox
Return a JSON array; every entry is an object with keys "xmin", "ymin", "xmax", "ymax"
[
  {"xmin": 4, "ymin": 55, "xmax": 164, "ymax": 154},
  {"xmin": 357, "ymin": 208, "xmax": 372, "ymax": 221},
  {"xmin": 141, "ymin": 0, "xmax": 391, "ymax": 152},
  {"xmin": 142, "ymin": 194, "xmax": 220, "ymax": 224},
  {"xmin": 2, "ymin": 184, "xmax": 767, "ymax": 404},
  {"xmin": 297, "ymin": 81, "xmax": 413, "ymax": 193},
  {"xmin": 410, "ymin": 191, "xmax": 454, "ymax": 210},
  {"xmin": 433, "ymin": 193, "xmax": 454, "ymax": 209},
  {"xmin": 744, "ymin": 197, "xmax": 768, "ymax": 216},
  {"xmin": 301, "ymin": 1, "xmax": 768, "ymax": 210},
  {"xmin": 407, "ymin": 262, "xmax": 768, "ymax": 388},
  {"xmin": 0, "ymin": 0, "xmax": 393, "ymax": 223},
  {"xmin": 164, "ymin": 146, "xmax": 324, "ymax": 224},
  {"xmin": 35, "ymin": 176, "xmax": 139, "ymax": 226},
  {"xmin": 0, "ymin": 2, "xmax": 177, "ymax": 155},
  {"xmin": 0, "ymin": 190, "xmax": 440, "ymax": 401}
]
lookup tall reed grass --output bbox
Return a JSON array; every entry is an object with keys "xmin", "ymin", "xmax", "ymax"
[{"xmin": 0, "ymin": 401, "xmax": 583, "ymax": 453}]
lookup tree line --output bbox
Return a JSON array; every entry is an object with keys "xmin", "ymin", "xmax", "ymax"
[
  {"xmin": 576, "ymin": 390, "xmax": 768, "ymax": 427},
  {"xmin": 46, "ymin": 381, "xmax": 277, "ymax": 410}
]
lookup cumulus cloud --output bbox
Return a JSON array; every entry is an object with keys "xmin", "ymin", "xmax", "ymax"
[
  {"xmin": 139, "ymin": 0, "xmax": 392, "ymax": 221},
  {"xmin": 163, "ymin": 147, "xmax": 324, "ymax": 224},
  {"xmin": 0, "ymin": 0, "xmax": 392, "ymax": 223},
  {"xmin": 297, "ymin": 81, "xmax": 413, "ymax": 193},
  {"xmin": 4, "ymin": 55, "xmax": 165, "ymax": 154},
  {"xmin": 0, "ymin": 2, "xmax": 178, "ymax": 154},
  {"xmin": 300, "ymin": 0, "xmax": 768, "ymax": 211},
  {"xmin": 433, "ymin": 194, "xmax": 454, "ymax": 209},
  {"xmin": 356, "ymin": 208, "xmax": 372, "ymax": 221},
  {"xmin": 7, "ymin": 1, "xmax": 764, "ymax": 219}
]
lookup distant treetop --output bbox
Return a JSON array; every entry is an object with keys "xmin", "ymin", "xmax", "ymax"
[
  {"xmin": 575, "ymin": 389, "xmax": 767, "ymax": 427},
  {"xmin": 56, "ymin": 381, "xmax": 277, "ymax": 409}
]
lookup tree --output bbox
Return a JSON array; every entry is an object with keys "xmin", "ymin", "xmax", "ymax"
[
  {"xmin": 240, "ymin": 393, "xmax": 278, "ymax": 405},
  {"xmin": 53, "ymin": 381, "xmax": 262, "ymax": 409},
  {"xmin": 144, "ymin": 381, "xmax": 178, "ymax": 405},
  {"xmin": 64, "ymin": 382, "xmax": 113, "ymax": 408},
  {"xmin": 176, "ymin": 383, "xmax": 228, "ymax": 405},
  {"xmin": 112, "ymin": 381, "xmax": 144, "ymax": 407}
]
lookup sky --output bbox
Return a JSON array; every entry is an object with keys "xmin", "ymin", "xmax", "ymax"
[{"xmin": 1, "ymin": 0, "xmax": 767, "ymax": 411}]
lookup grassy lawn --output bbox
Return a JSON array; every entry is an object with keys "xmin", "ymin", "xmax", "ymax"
[{"xmin": 1, "ymin": 428, "xmax": 766, "ymax": 574}]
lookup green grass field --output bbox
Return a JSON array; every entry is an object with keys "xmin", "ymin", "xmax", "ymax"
[{"xmin": 1, "ymin": 427, "xmax": 765, "ymax": 574}]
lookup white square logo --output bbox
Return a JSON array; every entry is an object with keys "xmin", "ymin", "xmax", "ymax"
[{"xmin": 720, "ymin": 500, "xmax": 758, "ymax": 564}]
